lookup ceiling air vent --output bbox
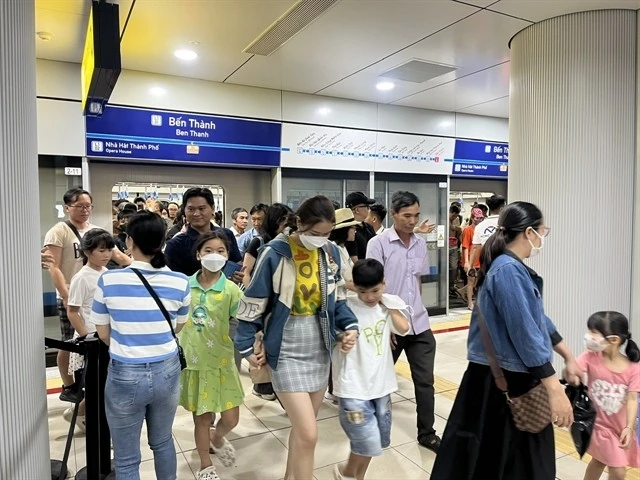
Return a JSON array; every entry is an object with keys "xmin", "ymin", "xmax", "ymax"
[
  {"xmin": 243, "ymin": 0, "xmax": 339, "ymax": 56},
  {"xmin": 380, "ymin": 59, "xmax": 457, "ymax": 83}
]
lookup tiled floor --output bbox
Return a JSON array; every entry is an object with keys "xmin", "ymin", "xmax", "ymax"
[{"xmin": 47, "ymin": 319, "xmax": 634, "ymax": 480}]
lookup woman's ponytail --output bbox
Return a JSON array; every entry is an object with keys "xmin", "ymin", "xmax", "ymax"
[
  {"xmin": 625, "ymin": 337, "xmax": 640, "ymax": 362},
  {"xmin": 476, "ymin": 229, "xmax": 507, "ymax": 288},
  {"xmin": 150, "ymin": 250, "xmax": 167, "ymax": 269}
]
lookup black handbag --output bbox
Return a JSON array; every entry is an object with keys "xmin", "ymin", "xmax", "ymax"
[
  {"xmin": 131, "ymin": 268, "xmax": 187, "ymax": 370},
  {"xmin": 563, "ymin": 381, "xmax": 596, "ymax": 457}
]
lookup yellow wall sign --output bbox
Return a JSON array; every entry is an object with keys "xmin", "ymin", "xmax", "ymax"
[{"xmin": 80, "ymin": 5, "xmax": 95, "ymax": 113}]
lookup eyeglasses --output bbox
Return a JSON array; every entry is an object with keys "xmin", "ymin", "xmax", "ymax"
[
  {"xmin": 539, "ymin": 226, "xmax": 551, "ymax": 237},
  {"xmin": 69, "ymin": 204, "xmax": 93, "ymax": 211}
]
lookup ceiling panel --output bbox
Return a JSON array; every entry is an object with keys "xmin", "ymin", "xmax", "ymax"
[
  {"xmin": 319, "ymin": 9, "xmax": 528, "ymax": 104},
  {"xmin": 457, "ymin": 94, "xmax": 509, "ymax": 117},
  {"xmin": 226, "ymin": 0, "xmax": 478, "ymax": 93},
  {"xmin": 35, "ymin": 0, "xmax": 134, "ymax": 63},
  {"xmin": 120, "ymin": 0, "xmax": 295, "ymax": 83},
  {"xmin": 490, "ymin": 0, "xmax": 640, "ymax": 23},
  {"xmin": 393, "ymin": 61, "xmax": 510, "ymax": 111}
]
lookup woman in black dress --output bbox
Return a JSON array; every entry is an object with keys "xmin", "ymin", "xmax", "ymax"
[{"xmin": 431, "ymin": 202, "xmax": 583, "ymax": 480}]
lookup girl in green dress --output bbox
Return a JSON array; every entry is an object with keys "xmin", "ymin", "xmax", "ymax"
[{"xmin": 179, "ymin": 231, "xmax": 244, "ymax": 480}]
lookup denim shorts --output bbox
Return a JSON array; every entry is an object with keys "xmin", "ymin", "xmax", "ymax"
[{"xmin": 338, "ymin": 395, "xmax": 392, "ymax": 457}]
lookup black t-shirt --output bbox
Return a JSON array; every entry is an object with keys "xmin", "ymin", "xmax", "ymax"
[
  {"xmin": 246, "ymin": 235, "xmax": 266, "ymax": 260},
  {"xmin": 346, "ymin": 223, "xmax": 377, "ymax": 260}
]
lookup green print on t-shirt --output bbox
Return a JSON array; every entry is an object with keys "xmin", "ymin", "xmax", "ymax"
[{"xmin": 361, "ymin": 319, "xmax": 387, "ymax": 356}]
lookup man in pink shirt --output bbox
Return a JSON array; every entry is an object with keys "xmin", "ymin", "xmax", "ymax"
[{"xmin": 366, "ymin": 191, "xmax": 440, "ymax": 453}]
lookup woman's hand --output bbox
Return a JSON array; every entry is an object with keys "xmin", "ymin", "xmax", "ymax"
[
  {"xmin": 619, "ymin": 427, "xmax": 633, "ymax": 449},
  {"xmin": 545, "ymin": 380, "xmax": 573, "ymax": 428},
  {"xmin": 340, "ymin": 330, "xmax": 358, "ymax": 353}
]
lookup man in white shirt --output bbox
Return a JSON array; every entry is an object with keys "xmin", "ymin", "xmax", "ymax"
[
  {"xmin": 229, "ymin": 207, "xmax": 248, "ymax": 240},
  {"xmin": 468, "ymin": 194, "xmax": 507, "ymax": 273},
  {"xmin": 365, "ymin": 204, "xmax": 387, "ymax": 235}
]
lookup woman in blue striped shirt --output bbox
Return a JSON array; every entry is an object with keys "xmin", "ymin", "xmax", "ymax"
[{"xmin": 93, "ymin": 212, "xmax": 191, "ymax": 480}]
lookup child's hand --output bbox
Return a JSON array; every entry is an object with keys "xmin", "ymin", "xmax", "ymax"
[
  {"xmin": 340, "ymin": 330, "xmax": 358, "ymax": 353},
  {"xmin": 562, "ymin": 359, "xmax": 584, "ymax": 386},
  {"xmin": 619, "ymin": 427, "xmax": 633, "ymax": 449},
  {"xmin": 248, "ymin": 353, "xmax": 266, "ymax": 369}
]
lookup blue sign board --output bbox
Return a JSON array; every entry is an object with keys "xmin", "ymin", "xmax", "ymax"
[
  {"xmin": 85, "ymin": 105, "xmax": 284, "ymax": 167},
  {"xmin": 451, "ymin": 139, "xmax": 508, "ymax": 178}
]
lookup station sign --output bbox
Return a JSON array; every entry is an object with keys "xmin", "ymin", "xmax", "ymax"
[
  {"xmin": 85, "ymin": 105, "xmax": 284, "ymax": 167},
  {"xmin": 451, "ymin": 139, "xmax": 509, "ymax": 178}
]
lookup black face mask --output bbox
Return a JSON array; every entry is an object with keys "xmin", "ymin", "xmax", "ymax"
[{"xmin": 119, "ymin": 223, "xmax": 127, "ymax": 233}]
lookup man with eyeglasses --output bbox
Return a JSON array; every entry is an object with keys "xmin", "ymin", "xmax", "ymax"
[
  {"xmin": 345, "ymin": 192, "xmax": 377, "ymax": 260},
  {"xmin": 43, "ymin": 187, "xmax": 132, "ymax": 403}
]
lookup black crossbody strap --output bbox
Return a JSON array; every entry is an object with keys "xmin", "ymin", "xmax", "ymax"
[
  {"xmin": 130, "ymin": 268, "xmax": 178, "ymax": 341},
  {"xmin": 65, "ymin": 220, "xmax": 83, "ymax": 243}
]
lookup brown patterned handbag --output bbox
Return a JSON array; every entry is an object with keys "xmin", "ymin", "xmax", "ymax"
[{"xmin": 476, "ymin": 303, "xmax": 552, "ymax": 434}]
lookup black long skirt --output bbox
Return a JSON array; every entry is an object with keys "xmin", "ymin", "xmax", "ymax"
[{"xmin": 431, "ymin": 362, "xmax": 555, "ymax": 480}]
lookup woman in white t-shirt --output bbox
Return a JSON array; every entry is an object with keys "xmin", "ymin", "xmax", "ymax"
[{"xmin": 63, "ymin": 228, "xmax": 114, "ymax": 430}]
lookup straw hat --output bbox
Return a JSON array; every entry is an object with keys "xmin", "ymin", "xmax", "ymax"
[{"xmin": 334, "ymin": 208, "xmax": 361, "ymax": 230}]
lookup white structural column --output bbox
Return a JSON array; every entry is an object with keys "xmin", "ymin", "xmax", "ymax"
[
  {"xmin": 509, "ymin": 10, "xmax": 638, "ymax": 363},
  {"xmin": 0, "ymin": 2, "xmax": 50, "ymax": 478}
]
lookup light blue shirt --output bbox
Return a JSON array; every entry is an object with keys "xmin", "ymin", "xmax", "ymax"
[{"xmin": 238, "ymin": 228, "xmax": 260, "ymax": 256}]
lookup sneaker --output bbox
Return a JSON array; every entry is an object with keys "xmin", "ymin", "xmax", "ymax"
[
  {"xmin": 210, "ymin": 437, "xmax": 236, "ymax": 467},
  {"xmin": 333, "ymin": 463, "xmax": 355, "ymax": 480},
  {"xmin": 62, "ymin": 407, "xmax": 86, "ymax": 433},
  {"xmin": 418, "ymin": 434, "xmax": 441, "ymax": 453},
  {"xmin": 252, "ymin": 386, "xmax": 276, "ymax": 401},
  {"xmin": 59, "ymin": 383, "xmax": 83, "ymax": 403},
  {"xmin": 197, "ymin": 466, "xmax": 220, "ymax": 480},
  {"xmin": 324, "ymin": 391, "xmax": 339, "ymax": 404}
]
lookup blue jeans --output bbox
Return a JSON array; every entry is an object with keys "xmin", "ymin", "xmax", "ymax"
[
  {"xmin": 105, "ymin": 356, "xmax": 181, "ymax": 480},
  {"xmin": 338, "ymin": 395, "xmax": 392, "ymax": 457}
]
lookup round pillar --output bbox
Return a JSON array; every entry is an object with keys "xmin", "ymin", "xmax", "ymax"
[
  {"xmin": 0, "ymin": 1, "xmax": 50, "ymax": 478},
  {"xmin": 509, "ymin": 10, "xmax": 638, "ymax": 360}
]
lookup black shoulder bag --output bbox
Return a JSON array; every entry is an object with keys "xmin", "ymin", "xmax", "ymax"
[{"xmin": 130, "ymin": 268, "xmax": 187, "ymax": 370}]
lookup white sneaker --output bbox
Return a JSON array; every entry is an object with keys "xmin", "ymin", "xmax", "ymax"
[
  {"xmin": 197, "ymin": 465, "xmax": 221, "ymax": 480},
  {"xmin": 210, "ymin": 437, "xmax": 236, "ymax": 467},
  {"xmin": 62, "ymin": 407, "xmax": 85, "ymax": 433},
  {"xmin": 333, "ymin": 463, "xmax": 356, "ymax": 480},
  {"xmin": 325, "ymin": 391, "xmax": 339, "ymax": 404}
]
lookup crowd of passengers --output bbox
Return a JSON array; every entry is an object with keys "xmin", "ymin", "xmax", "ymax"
[{"xmin": 41, "ymin": 186, "xmax": 640, "ymax": 480}]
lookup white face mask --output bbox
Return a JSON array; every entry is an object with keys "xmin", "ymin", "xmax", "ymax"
[
  {"xmin": 200, "ymin": 253, "xmax": 227, "ymax": 272},
  {"xmin": 299, "ymin": 234, "xmax": 329, "ymax": 250},
  {"xmin": 528, "ymin": 228, "xmax": 545, "ymax": 257},
  {"xmin": 584, "ymin": 333, "xmax": 607, "ymax": 352}
]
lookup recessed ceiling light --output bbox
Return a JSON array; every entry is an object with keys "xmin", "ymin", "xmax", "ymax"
[
  {"xmin": 149, "ymin": 86, "xmax": 167, "ymax": 96},
  {"xmin": 376, "ymin": 81, "xmax": 395, "ymax": 91},
  {"xmin": 174, "ymin": 49, "xmax": 198, "ymax": 61},
  {"xmin": 37, "ymin": 31, "xmax": 54, "ymax": 41},
  {"xmin": 317, "ymin": 107, "xmax": 331, "ymax": 116},
  {"xmin": 439, "ymin": 120, "xmax": 453, "ymax": 127}
]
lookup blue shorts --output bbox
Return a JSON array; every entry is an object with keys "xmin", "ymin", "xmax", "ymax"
[{"xmin": 338, "ymin": 395, "xmax": 392, "ymax": 457}]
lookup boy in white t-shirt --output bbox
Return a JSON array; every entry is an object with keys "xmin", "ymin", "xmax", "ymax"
[
  {"xmin": 332, "ymin": 258, "xmax": 411, "ymax": 480},
  {"xmin": 64, "ymin": 228, "xmax": 114, "ymax": 431}
]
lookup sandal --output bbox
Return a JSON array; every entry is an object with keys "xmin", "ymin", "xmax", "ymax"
[
  {"xmin": 210, "ymin": 437, "xmax": 236, "ymax": 467},
  {"xmin": 197, "ymin": 465, "xmax": 220, "ymax": 480}
]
